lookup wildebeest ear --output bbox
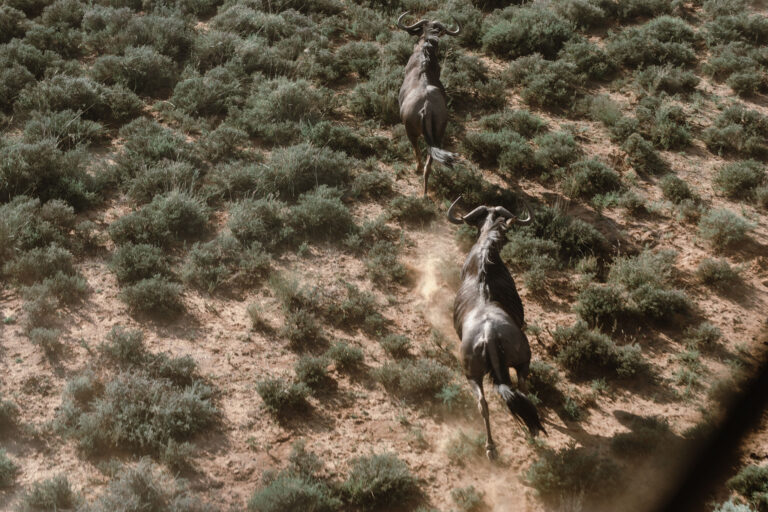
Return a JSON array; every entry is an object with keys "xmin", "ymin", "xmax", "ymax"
[{"xmin": 462, "ymin": 206, "xmax": 489, "ymax": 225}]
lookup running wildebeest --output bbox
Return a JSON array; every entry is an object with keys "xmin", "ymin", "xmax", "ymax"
[
  {"xmin": 448, "ymin": 196, "xmax": 545, "ymax": 459},
  {"xmin": 397, "ymin": 11, "xmax": 459, "ymax": 196}
]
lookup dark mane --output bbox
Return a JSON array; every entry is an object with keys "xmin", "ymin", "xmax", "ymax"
[
  {"xmin": 454, "ymin": 224, "xmax": 525, "ymax": 334},
  {"xmin": 419, "ymin": 36, "xmax": 442, "ymax": 85}
]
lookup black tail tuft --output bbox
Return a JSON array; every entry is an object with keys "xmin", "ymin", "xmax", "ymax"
[
  {"xmin": 498, "ymin": 385, "xmax": 546, "ymax": 437},
  {"xmin": 420, "ymin": 106, "xmax": 458, "ymax": 167}
]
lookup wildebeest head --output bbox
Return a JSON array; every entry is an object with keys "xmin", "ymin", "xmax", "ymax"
[
  {"xmin": 447, "ymin": 196, "xmax": 533, "ymax": 234},
  {"xmin": 396, "ymin": 11, "xmax": 461, "ymax": 39}
]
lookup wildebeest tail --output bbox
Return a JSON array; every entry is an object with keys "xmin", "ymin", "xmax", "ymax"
[
  {"xmin": 485, "ymin": 338, "xmax": 545, "ymax": 437},
  {"xmin": 420, "ymin": 105, "xmax": 457, "ymax": 167}
]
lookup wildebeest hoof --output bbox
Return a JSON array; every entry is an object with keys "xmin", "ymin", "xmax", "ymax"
[{"xmin": 486, "ymin": 446, "xmax": 498, "ymax": 461}]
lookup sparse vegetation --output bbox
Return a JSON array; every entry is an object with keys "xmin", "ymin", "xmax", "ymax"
[
  {"xmin": 343, "ymin": 453, "xmax": 420, "ymax": 511},
  {"xmin": 699, "ymin": 208, "xmax": 753, "ymax": 250}
]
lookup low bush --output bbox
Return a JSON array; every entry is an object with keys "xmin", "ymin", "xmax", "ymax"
[
  {"xmin": 528, "ymin": 206, "xmax": 608, "ymax": 264},
  {"xmin": 706, "ymin": 13, "xmax": 768, "ymax": 48},
  {"xmin": 635, "ymin": 65, "xmax": 699, "ymax": 95},
  {"xmin": 343, "ymin": 453, "xmax": 420, "ymax": 511},
  {"xmin": 534, "ymin": 131, "xmax": 580, "ymax": 170},
  {"xmin": 322, "ymin": 282, "xmax": 385, "ymax": 334},
  {"xmin": 727, "ymin": 464, "xmax": 768, "ymax": 510},
  {"xmin": 294, "ymin": 355, "xmax": 331, "ymax": 391},
  {"xmin": 171, "ymin": 66, "xmax": 244, "ymax": 117},
  {"xmin": 452, "ymin": 485, "xmax": 485, "ymax": 512},
  {"xmin": 526, "ymin": 444, "xmax": 619, "ymax": 507},
  {"xmin": 110, "ymin": 243, "xmax": 172, "ymax": 285},
  {"xmin": 558, "ymin": 38, "xmax": 614, "ymax": 81},
  {"xmin": 347, "ymin": 64, "xmax": 401, "ymax": 125},
  {"xmin": 0, "ymin": 450, "xmax": 18, "ymax": 488},
  {"xmin": 563, "ymin": 158, "xmax": 622, "ymax": 200},
  {"xmin": 58, "ymin": 368, "xmax": 216, "ymax": 455},
  {"xmin": 553, "ymin": 322, "xmax": 644, "ymax": 378},
  {"xmin": 125, "ymin": 161, "xmax": 201, "ymax": 205},
  {"xmin": 0, "ymin": 398, "xmax": 19, "ymax": 430},
  {"xmin": 380, "ymin": 334, "xmax": 412, "ymax": 359},
  {"xmin": 325, "ymin": 341, "xmax": 364, "ymax": 372},
  {"xmin": 303, "ymin": 121, "xmax": 387, "ymax": 160},
  {"xmin": 615, "ymin": 0, "xmax": 672, "ymax": 20},
  {"xmin": 479, "ymin": 109, "xmax": 547, "ymax": 138},
  {"xmin": 527, "ymin": 360, "xmax": 561, "ymax": 405},
  {"xmin": 697, "ymin": 258, "xmax": 741, "ymax": 290},
  {"xmin": 256, "ymin": 378, "xmax": 310, "ymax": 417},
  {"xmin": 199, "ymin": 124, "xmax": 250, "ymax": 163},
  {"xmin": 703, "ymin": 105, "xmax": 768, "ymax": 159},
  {"xmin": 350, "ymin": 169, "xmax": 393, "ymax": 199},
  {"xmin": 463, "ymin": 129, "xmax": 532, "ymax": 170},
  {"xmin": 118, "ymin": 276, "xmax": 185, "ymax": 319},
  {"xmin": 228, "ymin": 197, "xmax": 288, "ymax": 252},
  {"xmin": 22, "ymin": 110, "xmax": 104, "ymax": 150},
  {"xmin": 443, "ymin": 53, "xmax": 505, "ymax": 109},
  {"xmin": 506, "ymin": 55, "xmax": 585, "ymax": 109},
  {"xmin": 91, "ymin": 46, "xmax": 176, "ymax": 96},
  {"xmin": 607, "ymin": 16, "xmax": 698, "ymax": 69},
  {"xmin": 660, "ymin": 175, "xmax": 697, "ymax": 204},
  {"xmin": 575, "ymin": 284, "xmax": 627, "ymax": 330},
  {"xmin": 714, "ymin": 160, "xmax": 765, "ymax": 200},
  {"xmin": 248, "ymin": 472, "xmax": 341, "ymax": 512},
  {"xmin": 3, "ymin": 244, "xmax": 74, "ymax": 285},
  {"xmin": 705, "ymin": 42, "xmax": 764, "ymax": 81},
  {"xmin": 18, "ymin": 475, "xmax": 75, "ymax": 512},
  {"xmin": 481, "ymin": 5, "xmax": 574, "ymax": 60},
  {"xmin": 636, "ymin": 99, "xmax": 691, "ymax": 150},
  {"xmin": 0, "ymin": 139, "xmax": 95, "ymax": 209},
  {"xmin": 280, "ymin": 309, "xmax": 322, "ymax": 350},
  {"xmin": 108, "ymin": 191, "xmax": 208, "ymax": 247},
  {"xmin": 366, "ymin": 241, "xmax": 406, "ymax": 284},
  {"xmin": 373, "ymin": 359, "xmax": 456, "ymax": 403},
  {"xmin": 113, "ymin": 118, "xmax": 196, "ymax": 183},
  {"xmin": 182, "ymin": 235, "xmax": 270, "ymax": 292},
  {"xmin": 684, "ymin": 322, "xmax": 722, "ymax": 348},
  {"xmin": 388, "ymin": 195, "xmax": 436, "ymax": 225},
  {"xmin": 288, "ymin": 186, "xmax": 356, "ymax": 242},
  {"xmin": 698, "ymin": 208, "xmax": 753, "ymax": 250},
  {"xmin": 27, "ymin": 326, "xmax": 63, "ymax": 356},
  {"xmin": 0, "ymin": 6, "xmax": 29, "ymax": 43},
  {"xmin": 261, "ymin": 144, "xmax": 353, "ymax": 201},
  {"xmin": 622, "ymin": 133, "xmax": 668, "ymax": 175}
]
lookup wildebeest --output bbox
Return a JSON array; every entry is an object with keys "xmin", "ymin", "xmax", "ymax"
[
  {"xmin": 397, "ymin": 11, "xmax": 459, "ymax": 196},
  {"xmin": 448, "ymin": 196, "xmax": 545, "ymax": 459}
]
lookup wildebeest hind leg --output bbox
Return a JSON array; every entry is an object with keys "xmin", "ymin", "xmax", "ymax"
[
  {"xmin": 516, "ymin": 362, "xmax": 530, "ymax": 394},
  {"xmin": 423, "ymin": 154, "xmax": 433, "ymax": 197},
  {"xmin": 468, "ymin": 378, "xmax": 497, "ymax": 460},
  {"xmin": 407, "ymin": 130, "xmax": 422, "ymax": 175}
]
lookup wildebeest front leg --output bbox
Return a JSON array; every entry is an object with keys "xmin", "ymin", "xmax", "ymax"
[
  {"xmin": 469, "ymin": 378, "xmax": 497, "ymax": 460},
  {"xmin": 516, "ymin": 362, "xmax": 530, "ymax": 394},
  {"xmin": 423, "ymin": 154, "xmax": 433, "ymax": 197},
  {"xmin": 407, "ymin": 131, "xmax": 422, "ymax": 175}
]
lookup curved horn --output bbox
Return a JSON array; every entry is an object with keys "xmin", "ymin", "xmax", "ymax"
[
  {"xmin": 462, "ymin": 205, "xmax": 489, "ymax": 224},
  {"xmin": 397, "ymin": 11, "xmax": 428, "ymax": 33},
  {"xmin": 447, "ymin": 196, "xmax": 463, "ymax": 225},
  {"xmin": 445, "ymin": 16, "xmax": 461, "ymax": 36},
  {"xmin": 495, "ymin": 206, "xmax": 515, "ymax": 219},
  {"xmin": 514, "ymin": 199, "xmax": 534, "ymax": 226}
]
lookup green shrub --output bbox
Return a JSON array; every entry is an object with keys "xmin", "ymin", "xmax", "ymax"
[
  {"xmin": 0, "ymin": 139, "xmax": 94, "ymax": 209},
  {"xmin": 558, "ymin": 38, "xmax": 614, "ymax": 80},
  {"xmin": 757, "ymin": 186, "xmax": 768, "ymax": 209},
  {"xmin": 479, "ymin": 109, "xmax": 547, "ymax": 138},
  {"xmin": 528, "ymin": 206, "xmax": 607, "ymax": 264},
  {"xmin": 712, "ymin": 499, "xmax": 755, "ymax": 512},
  {"xmin": 3, "ymin": 244, "xmax": 74, "ymax": 285},
  {"xmin": 23, "ymin": 271, "xmax": 89, "ymax": 305},
  {"xmin": 553, "ymin": 322, "xmax": 643, "ymax": 378},
  {"xmin": 108, "ymin": 191, "xmax": 208, "ymax": 247},
  {"xmin": 554, "ymin": 0, "xmax": 607, "ymax": 30},
  {"xmin": 636, "ymin": 99, "xmax": 691, "ymax": 150},
  {"xmin": 611, "ymin": 415, "xmax": 672, "ymax": 457},
  {"xmin": 615, "ymin": 0, "xmax": 672, "ymax": 20},
  {"xmin": 684, "ymin": 322, "xmax": 722, "ymax": 348},
  {"xmin": 343, "ymin": 453, "xmax": 419, "ymax": 511},
  {"xmin": 110, "ymin": 243, "xmax": 171, "ymax": 285},
  {"xmin": 703, "ymin": 105, "xmax": 768, "ymax": 158},
  {"xmin": 91, "ymin": 46, "xmax": 176, "ymax": 96},
  {"xmin": 288, "ymin": 186, "xmax": 356, "ymax": 242},
  {"xmin": 303, "ymin": 121, "xmax": 386, "ymax": 160},
  {"xmin": 526, "ymin": 445, "xmax": 619, "ymax": 507},
  {"xmin": 0, "ymin": 450, "xmax": 18, "ymax": 488},
  {"xmin": 534, "ymin": 131, "xmax": 580, "ymax": 171},
  {"xmin": 507, "ymin": 55, "xmax": 585, "ymax": 109},
  {"xmin": 727, "ymin": 464, "xmax": 768, "ymax": 510},
  {"xmin": 125, "ymin": 161, "xmax": 200, "ymax": 205},
  {"xmin": 350, "ymin": 169, "xmax": 394, "ymax": 199},
  {"xmin": 16, "ymin": 76, "xmax": 142, "ymax": 123},
  {"xmin": 280, "ymin": 309, "xmax": 322, "ymax": 350},
  {"xmin": 248, "ymin": 472, "xmax": 341, "ymax": 512},
  {"xmin": 228, "ymin": 197, "xmax": 288, "ymax": 251},
  {"xmin": 388, "ymin": 195, "xmax": 436, "ymax": 225},
  {"xmin": 697, "ymin": 258, "xmax": 741, "ymax": 290},
  {"xmin": 660, "ymin": 175, "xmax": 696, "ymax": 204},
  {"xmin": 119, "ymin": 276, "xmax": 185, "ymax": 318},
  {"xmin": 528, "ymin": 360, "xmax": 561, "ymax": 405},
  {"xmin": 705, "ymin": 42, "xmax": 763, "ymax": 81},
  {"xmin": 452, "ymin": 485, "xmax": 485, "ymax": 512},
  {"xmin": 622, "ymin": 133, "xmax": 668, "ymax": 175},
  {"xmin": 706, "ymin": 13, "xmax": 768, "ymax": 47},
  {"xmin": 374, "ymin": 359, "xmax": 456, "ymax": 403},
  {"xmin": 366, "ymin": 241, "xmax": 406, "ymax": 284},
  {"xmin": 199, "ymin": 124, "xmax": 250, "ymax": 163},
  {"xmin": 575, "ymin": 284, "xmax": 627, "ymax": 329},
  {"xmin": 322, "ymin": 282, "xmax": 385, "ymax": 334},
  {"xmin": 347, "ymin": 64, "xmax": 401, "ymax": 124},
  {"xmin": 113, "ymin": 118, "xmax": 196, "ymax": 183},
  {"xmin": 256, "ymin": 378, "xmax": 310, "ymax": 417},
  {"xmin": 698, "ymin": 208, "xmax": 753, "ymax": 250},
  {"xmin": 18, "ymin": 475, "xmax": 75, "ymax": 512},
  {"xmin": 443, "ymin": 53, "xmax": 504, "ymax": 109},
  {"xmin": 0, "ymin": 6, "xmax": 29, "ymax": 43},
  {"xmin": 59, "ymin": 369, "xmax": 215, "ymax": 456},
  {"xmin": 380, "ymin": 334, "xmax": 412, "ymax": 359},
  {"xmin": 606, "ymin": 16, "xmax": 698, "ymax": 68},
  {"xmin": 261, "ymin": 144, "xmax": 353, "ymax": 200},
  {"xmin": 0, "ymin": 398, "xmax": 19, "ymax": 430},
  {"xmin": 714, "ymin": 160, "xmax": 765, "ymax": 200},
  {"xmin": 171, "ymin": 66, "xmax": 244, "ymax": 117},
  {"xmin": 629, "ymin": 284, "xmax": 689, "ymax": 321},
  {"xmin": 463, "ymin": 130, "xmax": 529, "ymax": 168},
  {"xmin": 23, "ymin": 110, "xmax": 104, "ymax": 150},
  {"xmin": 325, "ymin": 341, "xmax": 364, "ymax": 372},
  {"xmin": 703, "ymin": 0, "xmax": 750, "ymax": 17},
  {"xmin": 294, "ymin": 355, "xmax": 331, "ymax": 391},
  {"xmin": 182, "ymin": 235, "xmax": 269, "ymax": 292},
  {"xmin": 481, "ymin": 5, "xmax": 574, "ymax": 60},
  {"xmin": 563, "ymin": 158, "xmax": 622, "ymax": 200},
  {"xmin": 635, "ymin": 65, "xmax": 699, "ymax": 95},
  {"xmin": 27, "ymin": 326, "xmax": 61, "ymax": 355}
]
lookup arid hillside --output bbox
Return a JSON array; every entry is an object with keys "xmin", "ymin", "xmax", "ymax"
[{"xmin": 1, "ymin": 0, "xmax": 768, "ymax": 511}]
